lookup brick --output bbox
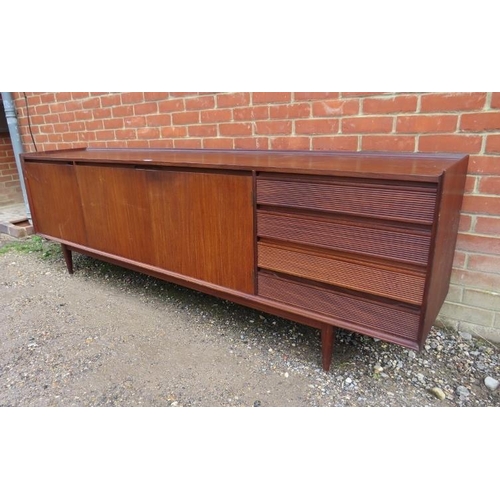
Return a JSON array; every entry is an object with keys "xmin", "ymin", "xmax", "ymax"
[
  {"xmin": 82, "ymin": 97, "xmax": 101, "ymax": 110},
  {"xmin": 174, "ymin": 139, "xmax": 202, "ymax": 148},
  {"xmin": 160, "ymin": 126, "xmax": 187, "ymax": 138},
  {"xmin": 188, "ymin": 124, "xmax": 217, "ymax": 137},
  {"xmin": 71, "ymin": 92, "xmax": 90, "ymax": 99},
  {"xmin": 93, "ymin": 108, "xmax": 112, "ymax": 119},
  {"xmin": 115, "ymin": 128, "xmax": 137, "ymax": 140},
  {"xmin": 363, "ymin": 95, "xmax": 418, "ymax": 114},
  {"xmin": 361, "ymin": 135, "xmax": 415, "ymax": 152},
  {"xmin": 170, "ymin": 92, "xmax": 199, "ymax": 97},
  {"xmin": 186, "ymin": 96, "xmax": 215, "ymax": 110},
  {"xmin": 452, "ymin": 250, "xmax": 467, "ymax": 269},
  {"xmin": 96, "ymin": 130, "xmax": 115, "ymax": 141},
  {"xmin": 253, "ymin": 93, "xmax": 291, "ymax": 104},
  {"xmin": 456, "ymin": 232, "xmax": 500, "ymax": 253},
  {"xmin": 464, "ymin": 175, "xmax": 477, "ymax": 193},
  {"xmin": 126, "ymin": 140, "xmax": 149, "ymax": 148},
  {"xmin": 312, "ymin": 99, "xmax": 359, "ymax": 117},
  {"xmin": 100, "ymin": 94, "xmax": 122, "ymax": 107},
  {"xmin": 121, "ymin": 93, "xmax": 144, "ymax": 104},
  {"xmin": 172, "ymin": 111, "xmax": 200, "ymax": 125},
  {"xmin": 485, "ymin": 135, "xmax": 500, "ymax": 153},
  {"xmin": 144, "ymin": 92, "xmax": 169, "ymax": 101},
  {"xmin": 468, "ymin": 254, "xmax": 500, "ymax": 273},
  {"xmin": 40, "ymin": 93, "xmax": 56, "ymax": 104},
  {"xmin": 295, "ymin": 119, "xmax": 339, "ymax": 135},
  {"xmin": 86, "ymin": 120, "xmax": 104, "ymax": 131},
  {"xmin": 451, "ymin": 269, "xmax": 500, "ymax": 292},
  {"xmin": 219, "ymin": 123, "xmax": 252, "ymax": 136},
  {"xmin": 68, "ymin": 121, "xmax": 85, "ymax": 132},
  {"xmin": 112, "ymin": 105, "xmax": 134, "ymax": 118},
  {"xmin": 397, "ymin": 115, "xmax": 457, "ymax": 133},
  {"xmin": 341, "ymin": 92, "xmax": 388, "ymax": 97},
  {"xmin": 475, "ymin": 216, "xmax": 500, "ymax": 235},
  {"xmin": 478, "ymin": 176, "xmax": 500, "ymax": 195},
  {"xmin": 145, "ymin": 114, "xmax": 172, "ymax": 127},
  {"xmin": 445, "ymin": 284, "xmax": 463, "ymax": 303},
  {"xmin": 458, "ymin": 214, "xmax": 472, "ymax": 232},
  {"xmin": 312, "ymin": 136, "xmax": 358, "ymax": 151},
  {"xmin": 35, "ymin": 104, "xmax": 50, "ymax": 115},
  {"xmin": 492, "ymin": 93, "xmax": 500, "ymax": 109},
  {"xmin": 103, "ymin": 118, "xmax": 124, "ymax": 129},
  {"xmin": 47, "ymin": 133, "xmax": 63, "ymax": 142},
  {"xmin": 62, "ymin": 132, "xmax": 79, "ymax": 142},
  {"xmin": 60, "ymin": 111, "xmax": 77, "ymax": 122},
  {"xmin": 65, "ymin": 100, "xmax": 83, "ymax": 111},
  {"xmin": 124, "ymin": 116, "xmax": 147, "ymax": 128},
  {"xmin": 233, "ymin": 106, "xmax": 269, "ymax": 121},
  {"xmin": 468, "ymin": 156, "xmax": 500, "ymax": 174},
  {"xmin": 217, "ymin": 93, "xmax": 250, "ymax": 108},
  {"xmin": 137, "ymin": 128, "xmax": 160, "ymax": 139},
  {"xmin": 203, "ymin": 138, "xmax": 234, "ymax": 149},
  {"xmin": 106, "ymin": 140, "xmax": 127, "ymax": 147},
  {"xmin": 255, "ymin": 121, "xmax": 292, "ymax": 135},
  {"xmin": 270, "ymin": 103, "xmax": 310, "ymax": 119},
  {"xmin": 75, "ymin": 110, "xmax": 93, "ymax": 121},
  {"xmin": 460, "ymin": 112, "xmax": 500, "ymax": 132},
  {"xmin": 40, "ymin": 124, "xmax": 54, "ymax": 134},
  {"xmin": 234, "ymin": 137, "xmax": 269, "ymax": 150},
  {"xmin": 421, "ymin": 93, "xmax": 487, "ymax": 112},
  {"xmin": 158, "ymin": 99, "xmax": 185, "ymax": 113},
  {"xmin": 294, "ymin": 93, "xmax": 340, "ymax": 101},
  {"xmin": 271, "ymin": 137, "xmax": 310, "ymax": 150},
  {"xmin": 439, "ymin": 302, "xmax": 494, "ymax": 327},
  {"xmin": 419, "ymin": 134, "xmax": 482, "ymax": 153},
  {"xmin": 149, "ymin": 139, "xmax": 174, "ymax": 148},
  {"xmin": 134, "ymin": 102, "xmax": 158, "ymax": 115},
  {"xmin": 49, "ymin": 103, "xmax": 65, "ymax": 114},
  {"xmin": 342, "ymin": 117, "xmax": 393, "ymax": 133},
  {"xmin": 463, "ymin": 289, "xmax": 500, "ymax": 311},
  {"xmin": 462, "ymin": 194, "xmax": 500, "ymax": 215},
  {"xmin": 201, "ymin": 109, "xmax": 232, "ymax": 123}
]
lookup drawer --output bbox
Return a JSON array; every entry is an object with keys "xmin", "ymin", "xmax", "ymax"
[
  {"xmin": 257, "ymin": 211, "xmax": 432, "ymax": 266},
  {"xmin": 258, "ymin": 272, "xmax": 420, "ymax": 343},
  {"xmin": 258, "ymin": 242, "xmax": 426, "ymax": 305},
  {"xmin": 257, "ymin": 176, "xmax": 437, "ymax": 225}
]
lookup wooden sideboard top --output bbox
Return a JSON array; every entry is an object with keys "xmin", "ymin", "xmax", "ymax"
[{"xmin": 21, "ymin": 148, "xmax": 468, "ymax": 182}]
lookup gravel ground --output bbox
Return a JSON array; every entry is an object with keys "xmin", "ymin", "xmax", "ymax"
[{"xmin": 1, "ymin": 234, "xmax": 499, "ymax": 407}]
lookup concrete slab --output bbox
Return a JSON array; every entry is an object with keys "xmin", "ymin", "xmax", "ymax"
[{"xmin": 0, "ymin": 202, "xmax": 33, "ymax": 238}]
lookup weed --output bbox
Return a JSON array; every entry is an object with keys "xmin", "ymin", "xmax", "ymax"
[{"xmin": 0, "ymin": 235, "xmax": 61, "ymax": 260}]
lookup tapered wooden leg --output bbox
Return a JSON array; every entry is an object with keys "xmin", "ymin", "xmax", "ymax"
[
  {"xmin": 321, "ymin": 324, "xmax": 335, "ymax": 372},
  {"xmin": 61, "ymin": 244, "xmax": 74, "ymax": 274}
]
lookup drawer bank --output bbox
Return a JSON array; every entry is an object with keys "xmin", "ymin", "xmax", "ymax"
[{"xmin": 21, "ymin": 148, "xmax": 468, "ymax": 371}]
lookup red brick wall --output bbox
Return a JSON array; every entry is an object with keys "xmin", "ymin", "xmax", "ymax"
[
  {"xmin": 0, "ymin": 133, "xmax": 23, "ymax": 206},
  {"xmin": 11, "ymin": 92, "xmax": 500, "ymax": 342}
]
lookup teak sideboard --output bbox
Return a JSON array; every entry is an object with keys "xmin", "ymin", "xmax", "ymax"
[{"xmin": 20, "ymin": 148, "xmax": 468, "ymax": 370}]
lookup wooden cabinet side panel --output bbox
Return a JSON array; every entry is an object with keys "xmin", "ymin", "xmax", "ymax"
[
  {"xmin": 74, "ymin": 165, "xmax": 155, "ymax": 264},
  {"xmin": 146, "ymin": 170, "xmax": 255, "ymax": 294},
  {"xmin": 420, "ymin": 158, "xmax": 469, "ymax": 345},
  {"xmin": 23, "ymin": 162, "xmax": 87, "ymax": 245}
]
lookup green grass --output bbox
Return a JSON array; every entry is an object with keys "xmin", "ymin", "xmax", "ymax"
[{"xmin": 0, "ymin": 235, "xmax": 61, "ymax": 260}]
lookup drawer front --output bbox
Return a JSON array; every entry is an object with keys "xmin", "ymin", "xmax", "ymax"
[
  {"xmin": 257, "ymin": 212, "xmax": 431, "ymax": 266},
  {"xmin": 258, "ymin": 242, "xmax": 425, "ymax": 305},
  {"xmin": 257, "ymin": 177, "xmax": 437, "ymax": 224},
  {"xmin": 258, "ymin": 273, "xmax": 420, "ymax": 342}
]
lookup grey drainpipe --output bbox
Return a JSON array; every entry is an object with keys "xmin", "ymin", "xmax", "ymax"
[{"xmin": 1, "ymin": 92, "xmax": 31, "ymax": 221}]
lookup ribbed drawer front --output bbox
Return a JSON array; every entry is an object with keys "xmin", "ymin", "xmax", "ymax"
[
  {"xmin": 257, "ymin": 178, "xmax": 437, "ymax": 224},
  {"xmin": 257, "ymin": 212, "xmax": 431, "ymax": 266},
  {"xmin": 258, "ymin": 273, "xmax": 420, "ymax": 342},
  {"xmin": 258, "ymin": 242, "xmax": 425, "ymax": 305}
]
